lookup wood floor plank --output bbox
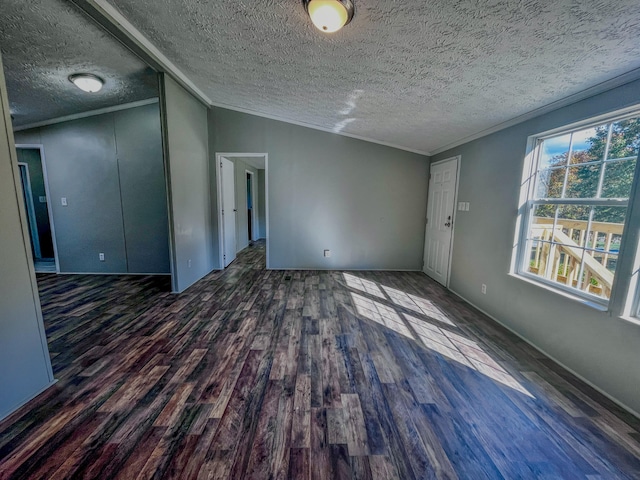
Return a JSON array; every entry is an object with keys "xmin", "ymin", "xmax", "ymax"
[{"xmin": 0, "ymin": 240, "xmax": 639, "ymax": 479}]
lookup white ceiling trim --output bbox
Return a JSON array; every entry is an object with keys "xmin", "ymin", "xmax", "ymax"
[
  {"xmin": 71, "ymin": 0, "xmax": 431, "ymax": 157},
  {"xmin": 13, "ymin": 98, "xmax": 159, "ymax": 132},
  {"xmin": 430, "ymin": 67, "xmax": 640, "ymax": 156},
  {"xmin": 71, "ymin": 0, "xmax": 213, "ymax": 106}
]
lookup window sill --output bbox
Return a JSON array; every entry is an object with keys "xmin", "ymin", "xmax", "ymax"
[
  {"xmin": 508, "ymin": 272, "xmax": 609, "ymax": 313},
  {"xmin": 618, "ymin": 315, "xmax": 640, "ymax": 327}
]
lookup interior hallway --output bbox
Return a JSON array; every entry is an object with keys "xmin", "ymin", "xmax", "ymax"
[{"xmin": 0, "ymin": 241, "xmax": 639, "ymax": 479}]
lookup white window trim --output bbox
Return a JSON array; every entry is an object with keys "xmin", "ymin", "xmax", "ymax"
[{"xmin": 513, "ymin": 106, "xmax": 640, "ymax": 317}]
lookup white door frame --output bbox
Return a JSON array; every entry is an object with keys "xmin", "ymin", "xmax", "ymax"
[
  {"xmin": 215, "ymin": 152, "xmax": 269, "ymax": 268},
  {"xmin": 245, "ymin": 169, "xmax": 258, "ymax": 242},
  {"xmin": 425, "ymin": 155, "xmax": 461, "ymax": 288},
  {"xmin": 16, "ymin": 144, "xmax": 60, "ymax": 273}
]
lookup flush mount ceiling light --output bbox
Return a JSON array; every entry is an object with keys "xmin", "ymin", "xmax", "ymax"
[
  {"xmin": 68, "ymin": 73, "xmax": 104, "ymax": 93},
  {"xmin": 303, "ymin": 0, "xmax": 354, "ymax": 33}
]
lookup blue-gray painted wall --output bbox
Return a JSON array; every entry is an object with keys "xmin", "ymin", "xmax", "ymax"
[
  {"xmin": 0, "ymin": 54, "xmax": 54, "ymax": 421},
  {"xmin": 14, "ymin": 103, "xmax": 170, "ymax": 274}
]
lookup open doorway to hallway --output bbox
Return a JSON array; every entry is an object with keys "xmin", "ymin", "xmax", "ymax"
[
  {"xmin": 216, "ymin": 153, "xmax": 268, "ymax": 268},
  {"xmin": 16, "ymin": 146, "xmax": 58, "ymax": 273}
]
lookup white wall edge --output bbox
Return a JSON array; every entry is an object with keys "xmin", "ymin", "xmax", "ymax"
[
  {"xmin": 448, "ymin": 287, "xmax": 640, "ymax": 420},
  {"xmin": 73, "ymin": 0, "xmax": 213, "ymax": 106},
  {"xmin": 13, "ymin": 98, "xmax": 159, "ymax": 132}
]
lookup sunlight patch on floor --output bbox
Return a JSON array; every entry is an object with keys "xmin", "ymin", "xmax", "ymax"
[
  {"xmin": 351, "ymin": 293, "xmax": 414, "ymax": 339},
  {"xmin": 343, "ymin": 273, "xmax": 386, "ymax": 299},
  {"xmin": 382, "ymin": 285, "xmax": 454, "ymax": 326},
  {"xmin": 343, "ymin": 273, "xmax": 532, "ymax": 397},
  {"xmin": 404, "ymin": 314, "xmax": 532, "ymax": 397}
]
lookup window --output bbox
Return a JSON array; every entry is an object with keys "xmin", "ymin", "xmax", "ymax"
[{"xmin": 517, "ymin": 112, "xmax": 640, "ymax": 305}]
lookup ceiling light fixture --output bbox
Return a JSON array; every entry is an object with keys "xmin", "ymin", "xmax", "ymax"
[
  {"xmin": 68, "ymin": 73, "xmax": 104, "ymax": 93},
  {"xmin": 303, "ymin": 0, "xmax": 354, "ymax": 33}
]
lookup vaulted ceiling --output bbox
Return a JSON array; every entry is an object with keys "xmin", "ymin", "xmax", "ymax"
[{"xmin": 2, "ymin": 0, "xmax": 640, "ymax": 153}]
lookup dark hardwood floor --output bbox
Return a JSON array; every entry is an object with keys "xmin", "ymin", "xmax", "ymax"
[{"xmin": 1, "ymin": 240, "xmax": 639, "ymax": 479}]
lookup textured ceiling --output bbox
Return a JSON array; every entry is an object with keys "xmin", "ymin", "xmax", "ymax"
[
  {"xmin": 0, "ymin": 0, "xmax": 158, "ymax": 128},
  {"xmin": 102, "ymin": 0, "xmax": 640, "ymax": 154},
  {"xmin": 2, "ymin": 1, "xmax": 640, "ymax": 151}
]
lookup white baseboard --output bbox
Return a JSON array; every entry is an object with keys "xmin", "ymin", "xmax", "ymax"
[
  {"xmin": 267, "ymin": 268, "xmax": 421, "ymax": 272},
  {"xmin": 55, "ymin": 272, "xmax": 171, "ymax": 276},
  {"xmin": 449, "ymin": 288, "xmax": 640, "ymax": 420}
]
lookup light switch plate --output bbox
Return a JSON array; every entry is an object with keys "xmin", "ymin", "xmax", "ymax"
[{"xmin": 61, "ymin": 197, "xmax": 67, "ymax": 206}]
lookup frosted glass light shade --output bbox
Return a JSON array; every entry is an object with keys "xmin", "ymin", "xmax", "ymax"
[
  {"xmin": 69, "ymin": 74, "xmax": 104, "ymax": 93},
  {"xmin": 306, "ymin": 0, "xmax": 353, "ymax": 33}
]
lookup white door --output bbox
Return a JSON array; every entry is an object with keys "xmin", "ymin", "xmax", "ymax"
[
  {"xmin": 220, "ymin": 157, "xmax": 237, "ymax": 267},
  {"xmin": 423, "ymin": 157, "xmax": 458, "ymax": 286}
]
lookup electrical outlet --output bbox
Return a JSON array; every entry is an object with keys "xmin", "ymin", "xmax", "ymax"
[
  {"xmin": 324, "ymin": 249, "xmax": 331, "ymax": 258},
  {"xmin": 39, "ymin": 196, "xmax": 47, "ymax": 203},
  {"xmin": 465, "ymin": 202, "xmax": 470, "ymax": 211},
  {"xmin": 481, "ymin": 284, "xmax": 487, "ymax": 294},
  {"xmin": 99, "ymin": 253, "xmax": 105, "ymax": 261},
  {"xmin": 188, "ymin": 259, "xmax": 192, "ymax": 268}
]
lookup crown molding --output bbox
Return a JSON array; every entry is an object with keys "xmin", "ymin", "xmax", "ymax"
[
  {"xmin": 430, "ymin": 67, "xmax": 640, "ymax": 156},
  {"xmin": 13, "ymin": 98, "xmax": 159, "ymax": 131}
]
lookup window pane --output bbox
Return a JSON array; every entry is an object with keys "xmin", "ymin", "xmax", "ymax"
[
  {"xmin": 565, "ymin": 164, "xmax": 600, "ymax": 198},
  {"xmin": 607, "ymin": 118, "xmax": 640, "ymax": 161},
  {"xmin": 530, "ymin": 204, "xmax": 556, "ymax": 234},
  {"xmin": 539, "ymin": 133, "xmax": 570, "ymax": 169},
  {"xmin": 570, "ymin": 127, "xmax": 600, "ymax": 164},
  {"xmin": 526, "ymin": 240, "xmax": 553, "ymax": 277},
  {"xmin": 601, "ymin": 158, "xmax": 636, "ymax": 198},
  {"xmin": 591, "ymin": 206, "xmax": 625, "ymax": 257},
  {"xmin": 581, "ymin": 252, "xmax": 617, "ymax": 300},
  {"xmin": 592, "ymin": 205, "xmax": 627, "ymax": 225},
  {"xmin": 535, "ymin": 168, "xmax": 564, "ymax": 198},
  {"xmin": 521, "ymin": 114, "xmax": 639, "ymax": 305},
  {"xmin": 556, "ymin": 204, "xmax": 590, "ymax": 247}
]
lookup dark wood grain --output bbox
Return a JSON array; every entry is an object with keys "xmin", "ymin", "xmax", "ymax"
[{"xmin": 0, "ymin": 240, "xmax": 639, "ymax": 479}]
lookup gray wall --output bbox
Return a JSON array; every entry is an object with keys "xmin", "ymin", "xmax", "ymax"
[
  {"xmin": 0, "ymin": 55, "xmax": 54, "ymax": 420},
  {"xmin": 209, "ymin": 107, "xmax": 429, "ymax": 270},
  {"xmin": 14, "ymin": 103, "xmax": 170, "ymax": 274},
  {"xmin": 258, "ymin": 169, "xmax": 266, "ymax": 239},
  {"xmin": 432, "ymin": 79, "xmax": 640, "ymax": 415},
  {"xmin": 161, "ymin": 75, "xmax": 214, "ymax": 292}
]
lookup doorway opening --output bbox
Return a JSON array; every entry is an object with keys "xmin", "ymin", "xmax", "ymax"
[
  {"xmin": 216, "ymin": 153, "xmax": 268, "ymax": 269},
  {"xmin": 16, "ymin": 145, "xmax": 58, "ymax": 273},
  {"xmin": 246, "ymin": 170, "xmax": 258, "ymax": 245}
]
